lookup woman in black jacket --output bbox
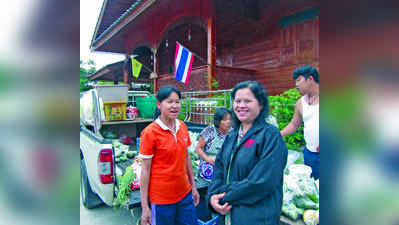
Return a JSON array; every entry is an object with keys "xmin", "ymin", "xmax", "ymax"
[{"xmin": 207, "ymin": 81, "xmax": 288, "ymax": 225}]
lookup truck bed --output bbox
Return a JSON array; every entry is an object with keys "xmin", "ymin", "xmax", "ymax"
[
  {"xmin": 126, "ymin": 177, "xmax": 210, "ymax": 209},
  {"xmin": 102, "ymin": 118, "xmax": 153, "ymax": 125}
]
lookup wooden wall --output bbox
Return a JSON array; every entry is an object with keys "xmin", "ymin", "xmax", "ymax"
[
  {"xmin": 158, "ymin": 66, "xmax": 208, "ymax": 92},
  {"xmin": 152, "ymin": 0, "xmax": 319, "ymax": 95},
  {"xmin": 157, "ymin": 24, "xmax": 207, "ymax": 75},
  {"xmin": 215, "ymin": 0, "xmax": 319, "ymax": 95}
]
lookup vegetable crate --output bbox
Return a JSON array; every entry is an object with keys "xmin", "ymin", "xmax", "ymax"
[
  {"xmin": 104, "ymin": 101, "xmax": 127, "ymax": 121},
  {"xmin": 96, "ymin": 85, "xmax": 129, "ymax": 102}
]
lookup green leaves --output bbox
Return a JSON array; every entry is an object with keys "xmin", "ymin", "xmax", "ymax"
[
  {"xmin": 80, "ymin": 60, "xmax": 95, "ymax": 92},
  {"xmin": 269, "ymin": 88, "xmax": 304, "ymax": 151},
  {"xmin": 113, "ymin": 167, "xmax": 136, "ymax": 209}
]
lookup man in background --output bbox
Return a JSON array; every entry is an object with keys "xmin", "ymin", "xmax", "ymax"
[{"xmin": 281, "ymin": 65, "xmax": 319, "ymax": 179}]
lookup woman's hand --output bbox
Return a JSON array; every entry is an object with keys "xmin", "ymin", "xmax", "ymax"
[
  {"xmin": 141, "ymin": 206, "xmax": 152, "ymax": 225},
  {"xmin": 210, "ymin": 193, "xmax": 232, "ymax": 215},
  {"xmin": 192, "ymin": 188, "xmax": 200, "ymax": 206}
]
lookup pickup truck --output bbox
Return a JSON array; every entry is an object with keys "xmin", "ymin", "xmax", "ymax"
[
  {"xmin": 80, "ymin": 88, "xmax": 154, "ymax": 209},
  {"xmin": 80, "ymin": 87, "xmax": 305, "ymax": 224},
  {"xmin": 79, "ymin": 88, "xmax": 210, "ymax": 221}
]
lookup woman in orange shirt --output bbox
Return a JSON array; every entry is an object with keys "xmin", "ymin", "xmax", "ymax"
[{"xmin": 139, "ymin": 86, "xmax": 199, "ymax": 225}]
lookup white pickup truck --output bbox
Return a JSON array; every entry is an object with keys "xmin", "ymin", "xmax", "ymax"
[{"xmin": 80, "ymin": 88, "xmax": 153, "ymax": 209}]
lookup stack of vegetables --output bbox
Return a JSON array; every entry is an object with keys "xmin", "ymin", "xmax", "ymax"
[
  {"xmin": 113, "ymin": 157, "xmax": 142, "ymax": 209},
  {"xmin": 113, "ymin": 140, "xmax": 137, "ymax": 163},
  {"xmin": 114, "ymin": 166, "xmax": 136, "ymax": 209},
  {"xmin": 282, "ymin": 151, "xmax": 319, "ymax": 225},
  {"xmin": 188, "ymin": 131, "xmax": 201, "ymax": 180}
]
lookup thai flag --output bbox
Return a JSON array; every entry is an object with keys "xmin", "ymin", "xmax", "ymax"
[{"xmin": 174, "ymin": 42, "xmax": 194, "ymax": 84}]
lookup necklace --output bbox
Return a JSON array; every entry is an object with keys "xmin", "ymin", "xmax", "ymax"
[
  {"xmin": 167, "ymin": 123, "xmax": 176, "ymax": 131},
  {"xmin": 160, "ymin": 117, "xmax": 176, "ymax": 131},
  {"xmin": 238, "ymin": 126, "xmax": 246, "ymax": 139}
]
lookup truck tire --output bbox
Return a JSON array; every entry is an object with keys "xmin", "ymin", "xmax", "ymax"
[{"xmin": 81, "ymin": 158, "xmax": 101, "ymax": 209}]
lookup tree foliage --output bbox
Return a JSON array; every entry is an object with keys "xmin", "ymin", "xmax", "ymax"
[
  {"xmin": 80, "ymin": 60, "xmax": 96, "ymax": 92},
  {"xmin": 269, "ymin": 88, "xmax": 305, "ymax": 151}
]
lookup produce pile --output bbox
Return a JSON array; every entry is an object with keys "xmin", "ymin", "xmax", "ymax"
[
  {"xmin": 188, "ymin": 131, "xmax": 201, "ymax": 180},
  {"xmin": 113, "ymin": 140, "xmax": 142, "ymax": 209},
  {"xmin": 114, "ymin": 166, "xmax": 136, "ymax": 209},
  {"xmin": 282, "ymin": 154, "xmax": 319, "ymax": 225},
  {"xmin": 113, "ymin": 140, "xmax": 137, "ymax": 163}
]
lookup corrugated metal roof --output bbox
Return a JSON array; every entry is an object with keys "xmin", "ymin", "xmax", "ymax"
[{"xmin": 90, "ymin": 0, "xmax": 143, "ymax": 48}]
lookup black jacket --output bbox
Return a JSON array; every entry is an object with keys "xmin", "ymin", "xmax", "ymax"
[{"xmin": 206, "ymin": 118, "xmax": 288, "ymax": 225}]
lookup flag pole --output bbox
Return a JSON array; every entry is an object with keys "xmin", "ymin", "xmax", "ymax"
[{"xmin": 176, "ymin": 41, "xmax": 217, "ymax": 72}]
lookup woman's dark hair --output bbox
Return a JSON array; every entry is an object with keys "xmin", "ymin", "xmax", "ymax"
[
  {"xmin": 230, "ymin": 81, "xmax": 269, "ymax": 128},
  {"xmin": 213, "ymin": 107, "xmax": 232, "ymax": 128},
  {"xmin": 292, "ymin": 65, "xmax": 319, "ymax": 83},
  {"xmin": 153, "ymin": 85, "xmax": 181, "ymax": 119}
]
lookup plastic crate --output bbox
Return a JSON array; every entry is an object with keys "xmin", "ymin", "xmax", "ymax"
[
  {"xmin": 96, "ymin": 85, "xmax": 129, "ymax": 102},
  {"xmin": 103, "ymin": 101, "xmax": 127, "ymax": 121},
  {"xmin": 197, "ymin": 216, "xmax": 218, "ymax": 225},
  {"xmin": 136, "ymin": 95, "xmax": 156, "ymax": 118}
]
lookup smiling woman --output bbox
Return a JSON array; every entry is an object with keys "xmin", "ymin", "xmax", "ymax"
[{"xmin": 207, "ymin": 81, "xmax": 288, "ymax": 225}]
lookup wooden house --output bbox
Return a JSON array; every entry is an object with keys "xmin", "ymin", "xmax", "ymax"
[{"xmin": 90, "ymin": 0, "xmax": 319, "ymax": 95}]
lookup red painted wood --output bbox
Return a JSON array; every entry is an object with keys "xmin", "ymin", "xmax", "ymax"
[
  {"xmin": 207, "ymin": 13, "xmax": 216, "ymax": 91},
  {"xmin": 98, "ymin": 0, "xmax": 319, "ymax": 95}
]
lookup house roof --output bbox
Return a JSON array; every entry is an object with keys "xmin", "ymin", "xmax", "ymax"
[
  {"xmin": 88, "ymin": 60, "xmax": 151, "ymax": 82},
  {"xmin": 90, "ymin": 0, "xmax": 155, "ymax": 53},
  {"xmin": 90, "ymin": 0, "xmax": 261, "ymax": 54}
]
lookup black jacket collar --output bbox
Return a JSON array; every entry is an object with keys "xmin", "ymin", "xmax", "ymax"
[{"xmin": 231, "ymin": 117, "xmax": 267, "ymax": 149}]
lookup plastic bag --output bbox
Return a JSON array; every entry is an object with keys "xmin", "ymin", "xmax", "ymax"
[
  {"xmin": 119, "ymin": 135, "xmax": 134, "ymax": 145},
  {"xmin": 286, "ymin": 150, "xmax": 302, "ymax": 168},
  {"xmin": 80, "ymin": 91, "xmax": 95, "ymax": 125},
  {"xmin": 282, "ymin": 203, "xmax": 304, "ymax": 220},
  {"xmin": 282, "ymin": 176, "xmax": 304, "ymax": 220},
  {"xmin": 283, "ymin": 167, "xmax": 319, "ymax": 211},
  {"xmin": 303, "ymin": 210, "xmax": 319, "ymax": 225},
  {"xmin": 293, "ymin": 195, "xmax": 319, "ymax": 209}
]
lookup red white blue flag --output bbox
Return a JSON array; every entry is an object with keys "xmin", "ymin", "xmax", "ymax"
[{"xmin": 174, "ymin": 42, "xmax": 194, "ymax": 84}]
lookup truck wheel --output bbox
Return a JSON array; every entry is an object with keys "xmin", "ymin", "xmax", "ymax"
[{"xmin": 81, "ymin": 158, "xmax": 101, "ymax": 209}]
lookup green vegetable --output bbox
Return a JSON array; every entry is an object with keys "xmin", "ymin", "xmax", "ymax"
[
  {"xmin": 282, "ymin": 203, "xmax": 303, "ymax": 220},
  {"xmin": 101, "ymin": 129, "xmax": 117, "ymax": 139},
  {"xmin": 127, "ymin": 151, "xmax": 136, "ymax": 158},
  {"xmin": 293, "ymin": 196, "xmax": 318, "ymax": 209},
  {"xmin": 119, "ymin": 155, "xmax": 128, "ymax": 162},
  {"xmin": 114, "ymin": 167, "xmax": 136, "ymax": 209}
]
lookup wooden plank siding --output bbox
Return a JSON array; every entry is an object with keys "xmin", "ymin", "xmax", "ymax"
[
  {"xmin": 214, "ymin": 0, "xmax": 319, "ymax": 95},
  {"xmin": 157, "ymin": 23, "xmax": 207, "ymax": 75},
  {"xmin": 113, "ymin": 0, "xmax": 319, "ymax": 95},
  {"xmin": 156, "ymin": 65, "xmax": 255, "ymax": 92}
]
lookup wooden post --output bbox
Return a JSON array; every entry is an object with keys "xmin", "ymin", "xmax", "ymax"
[
  {"xmin": 207, "ymin": 15, "xmax": 216, "ymax": 91},
  {"xmin": 152, "ymin": 47, "xmax": 158, "ymax": 93},
  {"xmin": 123, "ymin": 56, "xmax": 131, "ymax": 88}
]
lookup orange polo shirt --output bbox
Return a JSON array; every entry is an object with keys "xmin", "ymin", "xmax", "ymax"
[{"xmin": 139, "ymin": 119, "xmax": 192, "ymax": 204}]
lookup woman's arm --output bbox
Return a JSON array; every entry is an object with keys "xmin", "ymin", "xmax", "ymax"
[
  {"xmin": 206, "ymin": 137, "xmax": 230, "ymax": 214},
  {"xmin": 195, "ymin": 137, "xmax": 215, "ymax": 165},
  {"xmin": 140, "ymin": 158, "xmax": 152, "ymax": 225},
  {"xmin": 186, "ymin": 152, "xmax": 199, "ymax": 206}
]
